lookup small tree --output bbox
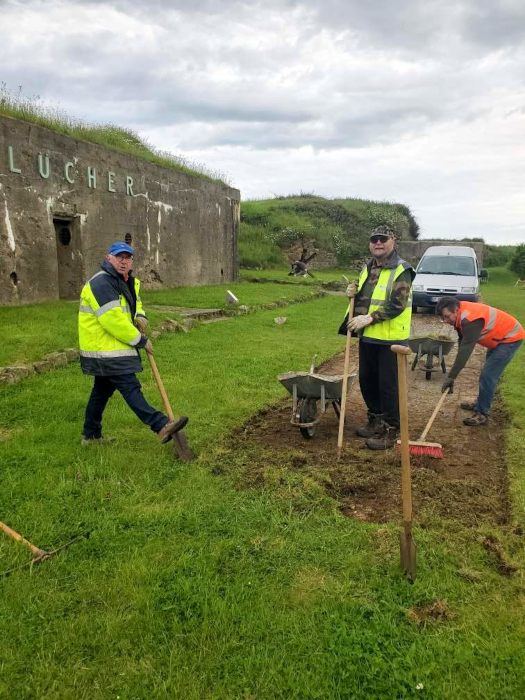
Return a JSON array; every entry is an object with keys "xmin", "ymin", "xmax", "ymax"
[{"xmin": 509, "ymin": 244, "xmax": 525, "ymax": 278}]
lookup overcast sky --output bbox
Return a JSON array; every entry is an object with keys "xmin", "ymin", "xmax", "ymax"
[{"xmin": 1, "ymin": 0, "xmax": 524, "ymax": 244}]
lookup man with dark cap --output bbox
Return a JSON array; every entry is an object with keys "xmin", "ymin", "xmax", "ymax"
[
  {"xmin": 339, "ymin": 225, "xmax": 415, "ymax": 449},
  {"xmin": 78, "ymin": 241, "xmax": 188, "ymax": 445}
]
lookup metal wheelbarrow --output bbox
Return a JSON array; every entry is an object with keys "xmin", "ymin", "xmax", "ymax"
[
  {"xmin": 278, "ymin": 357, "xmax": 357, "ymax": 439},
  {"xmin": 408, "ymin": 336, "xmax": 455, "ymax": 380}
]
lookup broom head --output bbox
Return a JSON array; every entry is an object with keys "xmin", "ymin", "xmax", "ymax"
[{"xmin": 397, "ymin": 439, "xmax": 444, "ymax": 459}]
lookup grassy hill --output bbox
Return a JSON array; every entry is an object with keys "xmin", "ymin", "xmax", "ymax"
[{"xmin": 239, "ymin": 194, "xmax": 420, "ymax": 269}]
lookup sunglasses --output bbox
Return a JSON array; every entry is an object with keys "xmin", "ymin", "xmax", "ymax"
[{"xmin": 370, "ymin": 235, "xmax": 391, "ymax": 244}]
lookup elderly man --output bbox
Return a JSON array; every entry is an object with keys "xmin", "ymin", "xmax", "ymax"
[
  {"xmin": 339, "ymin": 225, "xmax": 415, "ymax": 449},
  {"xmin": 437, "ymin": 296, "xmax": 524, "ymax": 426},
  {"xmin": 78, "ymin": 241, "xmax": 188, "ymax": 444}
]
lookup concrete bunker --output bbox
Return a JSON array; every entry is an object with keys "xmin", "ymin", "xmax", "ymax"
[{"xmin": 0, "ymin": 114, "xmax": 240, "ymax": 305}]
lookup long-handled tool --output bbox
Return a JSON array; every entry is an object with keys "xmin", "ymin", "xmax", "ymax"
[
  {"xmin": 337, "ymin": 297, "xmax": 355, "ymax": 459},
  {"xmin": 391, "ymin": 345, "xmax": 417, "ymax": 581},
  {"xmin": 146, "ymin": 349, "xmax": 194, "ymax": 462},
  {"xmin": 404, "ymin": 390, "xmax": 449, "ymax": 458},
  {"xmin": 1, "ymin": 520, "xmax": 88, "ymax": 576}
]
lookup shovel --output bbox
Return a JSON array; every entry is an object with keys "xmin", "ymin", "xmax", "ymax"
[
  {"xmin": 391, "ymin": 344, "xmax": 416, "ymax": 581},
  {"xmin": 337, "ymin": 297, "xmax": 355, "ymax": 459},
  {"xmin": 146, "ymin": 349, "xmax": 194, "ymax": 462}
]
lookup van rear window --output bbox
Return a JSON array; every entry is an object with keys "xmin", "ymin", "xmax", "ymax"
[{"xmin": 417, "ymin": 256, "xmax": 475, "ymax": 276}]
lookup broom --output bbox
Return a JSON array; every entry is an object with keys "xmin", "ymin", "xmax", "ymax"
[{"xmin": 401, "ymin": 389, "xmax": 450, "ymax": 458}]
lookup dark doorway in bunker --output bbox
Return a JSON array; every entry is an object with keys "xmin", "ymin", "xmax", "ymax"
[{"xmin": 54, "ymin": 217, "xmax": 83, "ymax": 299}]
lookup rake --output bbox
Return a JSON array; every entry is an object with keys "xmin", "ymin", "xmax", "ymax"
[{"xmin": 1, "ymin": 520, "xmax": 88, "ymax": 577}]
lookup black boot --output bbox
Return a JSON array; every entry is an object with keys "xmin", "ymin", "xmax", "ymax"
[
  {"xmin": 355, "ymin": 413, "xmax": 384, "ymax": 438},
  {"xmin": 365, "ymin": 423, "xmax": 399, "ymax": 450}
]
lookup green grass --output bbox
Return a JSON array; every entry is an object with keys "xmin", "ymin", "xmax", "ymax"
[
  {"xmin": 481, "ymin": 267, "xmax": 525, "ymax": 517},
  {"xmin": 0, "ymin": 275, "xmax": 524, "ymax": 698},
  {"xmin": 239, "ymin": 266, "xmax": 357, "ymax": 284},
  {"xmin": 239, "ymin": 195, "xmax": 419, "ymax": 269},
  {"xmin": 0, "ymin": 282, "xmax": 325, "ymax": 366}
]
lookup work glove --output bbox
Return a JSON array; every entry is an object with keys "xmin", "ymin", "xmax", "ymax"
[
  {"xmin": 347, "ymin": 314, "xmax": 373, "ymax": 332},
  {"xmin": 136, "ymin": 335, "xmax": 153, "ymax": 354},
  {"xmin": 135, "ymin": 316, "xmax": 148, "ymax": 334},
  {"xmin": 441, "ymin": 377, "xmax": 454, "ymax": 394},
  {"xmin": 346, "ymin": 281, "xmax": 358, "ymax": 298}
]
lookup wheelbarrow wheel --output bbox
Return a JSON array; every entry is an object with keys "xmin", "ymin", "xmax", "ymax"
[{"xmin": 298, "ymin": 398, "xmax": 317, "ymax": 439}]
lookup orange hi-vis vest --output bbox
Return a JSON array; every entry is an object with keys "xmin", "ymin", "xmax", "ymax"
[{"xmin": 456, "ymin": 301, "xmax": 525, "ymax": 349}]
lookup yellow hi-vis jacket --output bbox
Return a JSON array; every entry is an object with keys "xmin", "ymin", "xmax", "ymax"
[
  {"xmin": 339, "ymin": 257, "xmax": 414, "ymax": 343},
  {"xmin": 78, "ymin": 261, "xmax": 146, "ymax": 376}
]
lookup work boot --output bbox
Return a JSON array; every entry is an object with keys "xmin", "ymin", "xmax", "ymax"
[
  {"xmin": 463, "ymin": 412, "xmax": 488, "ymax": 427},
  {"xmin": 158, "ymin": 416, "xmax": 189, "ymax": 443},
  {"xmin": 460, "ymin": 401, "xmax": 476, "ymax": 411},
  {"xmin": 365, "ymin": 423, "xmax": 399, "ymax": 450},
  {"xmin": 81, "ymin": 436, "xmax": 116, "ymax": 446},
  {"xmin": 355, "ymin": 413, "xmax": 384, "ymax": 438}
]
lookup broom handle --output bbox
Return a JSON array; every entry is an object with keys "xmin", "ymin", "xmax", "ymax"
[
  {"xmin": 0, "ymin": 520, "xmax": 47, "ymax": 558},
  {"xmin": 146, "ymin": 351, "xmax": 175, "ymax": 421},
  {"xmin": 418, "ymin": 390, "xmax": 449, "ymax": 442},
  {"xmin": 391, "ymin": 345, "xmax": 412, "ymax": 523},
  {"xmin": 337, "ymin": 298, "xmax": 355, "ymax": 458}
]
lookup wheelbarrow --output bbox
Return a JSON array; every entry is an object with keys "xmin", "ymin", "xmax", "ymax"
[
  {"xmin": 278, "ymin": 356, "xmax": 357, "ymax": 439},
  {"xmin": 408, "ymin": 336, "xmax": 456, "ymax": 380}
]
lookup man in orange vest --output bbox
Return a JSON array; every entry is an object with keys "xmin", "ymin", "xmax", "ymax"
[{"xmin": 437, "ymin": 296, "xmax": 524, "ymax": 426}]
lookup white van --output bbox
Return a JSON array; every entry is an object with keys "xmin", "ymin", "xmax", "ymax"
[{"xmin": 412, "ymin": 245, "xmax": 481, "ymax": 311}]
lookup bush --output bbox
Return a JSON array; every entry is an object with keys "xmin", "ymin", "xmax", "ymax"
[{"xmin": 509, "ymin": 244, "xmax": 525, "ymax": 278}]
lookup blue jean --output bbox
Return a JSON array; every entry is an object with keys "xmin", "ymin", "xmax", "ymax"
[
  {"xmin": 475, "ymin": 340, "xmax": 522, "ymax": 416},
  {"xmin": 83, "ymin": 374, "xmax": 168, "ymax": 438}
]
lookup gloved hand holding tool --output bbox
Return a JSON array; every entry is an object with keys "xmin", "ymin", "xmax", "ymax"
[
  {"xmin": 135, "ymin": 316, "xmax": 148, "ymax": 334},
  {"xmin": 346, "ymin": 281, "xmax": 358, "ymax": 298},
  {"xmin": 348, "ymin": 314, "xmax": 373, "ymax": 332}
]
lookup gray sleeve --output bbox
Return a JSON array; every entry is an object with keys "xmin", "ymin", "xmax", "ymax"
[{"xmin": 448, "ymin": 318, "xmax": 484, "ymax": 379}]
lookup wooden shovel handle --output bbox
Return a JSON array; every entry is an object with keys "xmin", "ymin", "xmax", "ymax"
[
  {"xmin": 391, "ymin": 345, "xmax": 412, "ymax": 523},
  {"xmin": 337, "ymin": 298, "xmax": 355, "ymax": 457},
  {"xmin": 146, "ymin": 351, "xmax": 174, "ymax": 420}
]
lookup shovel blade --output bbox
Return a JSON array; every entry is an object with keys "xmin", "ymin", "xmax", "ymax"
[
  {"xmin": 172, "ymin": 431, "xmax": 195, "ymax": 462},
  {"xmin": 400, "ymin": 530, "xmax": 417, "ymax": 582}
]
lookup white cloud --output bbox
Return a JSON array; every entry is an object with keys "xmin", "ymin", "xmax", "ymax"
[{"xmin": 1, "ymin": 0, "xmax": 524, "ymax": 243}]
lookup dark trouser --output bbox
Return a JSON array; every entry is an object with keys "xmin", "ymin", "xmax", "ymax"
[
  {"xmin": 83, "ymin": 374, "xmax": 168, "ymax": 439},
  {"xmin": 475, "ymin": 340, "xmax": 522, "ymax": 416},
  {"xmin": 358, "ymin": 340, "xmax": 399, "ymax": 428}
]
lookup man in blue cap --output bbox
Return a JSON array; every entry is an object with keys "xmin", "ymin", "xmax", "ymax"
[{"xmin": 78, "ymin": 241, "xmax": 188, "ymax": 445}]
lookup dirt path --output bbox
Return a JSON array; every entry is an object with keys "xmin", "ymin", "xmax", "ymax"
[{"xmin": 233, "ymin": 313, "xmax": 510, "ymax": 527}]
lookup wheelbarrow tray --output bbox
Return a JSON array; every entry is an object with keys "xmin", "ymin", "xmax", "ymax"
[
  {"xmin": 408, "ymin": 336, "xmax": 455, "ymax": 356},
  {"xmin": 278, "ymin": 371, "xmax": 355, "ymax": 401}
]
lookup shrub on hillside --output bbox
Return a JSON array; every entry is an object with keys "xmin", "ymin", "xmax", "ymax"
[{"xmin": 509, "ymin": 244, "xmax": 525, "ymax": 278}]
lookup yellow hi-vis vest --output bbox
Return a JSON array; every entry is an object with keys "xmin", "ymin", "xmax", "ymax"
[
  {"xmin": 353, "ymin": 263, "xmax": 413, "ymax": 343},
  {"xmin": 79, "ymin": 267, "xmax": 145, "ymax": 375}
]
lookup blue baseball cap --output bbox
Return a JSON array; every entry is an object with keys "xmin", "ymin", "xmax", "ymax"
[{"xmin": 108, "ymin": 241, "xmax": 135, "ymax": 256}]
